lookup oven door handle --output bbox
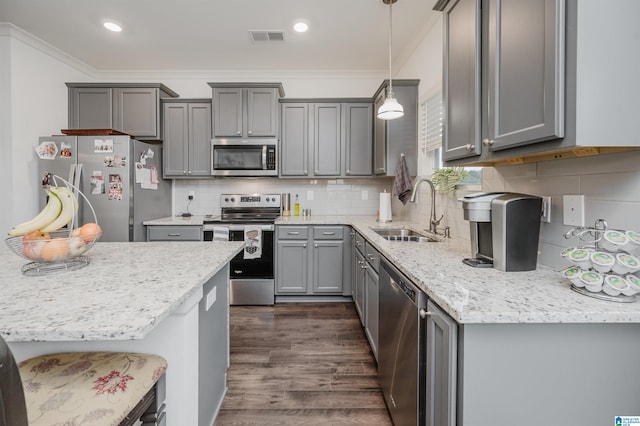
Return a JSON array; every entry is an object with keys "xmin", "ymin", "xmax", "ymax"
[{"xmin": 208, "ymin": 224, "xmax": 274, "ymax": 232}]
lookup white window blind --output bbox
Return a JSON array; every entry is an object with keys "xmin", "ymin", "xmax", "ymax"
[{"xmin": 420, "ymin": 92, "xmax": 443, "ymax": 154}]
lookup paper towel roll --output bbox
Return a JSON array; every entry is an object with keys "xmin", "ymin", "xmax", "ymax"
[{"xmin": 379, "ymin": 192, "xmax": 392, "ymax": 222}]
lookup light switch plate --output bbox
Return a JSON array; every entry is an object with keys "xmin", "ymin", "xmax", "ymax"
[
  {"xmin": 307, "ymin": 190, "xmax": 314, "ymax": 201},
  {"xmin": 563, "ymin": 195, "xmax": 585, "ymax": 226},
  {"xmin": 362, "ymin": 190, "xmax": 368, "ymax": 200},
  {"xmin": 541, "ymin": 196, "xmax": 552, "ymax": 223}
]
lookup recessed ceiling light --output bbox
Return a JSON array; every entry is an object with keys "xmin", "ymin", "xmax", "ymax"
[
  {"xmin": 103, "ymin": 22, "xmax": 122, "ymax": 32},
  {"xmin": 293, "ymin": 22, "xmax": 309, "ymax": 33}
]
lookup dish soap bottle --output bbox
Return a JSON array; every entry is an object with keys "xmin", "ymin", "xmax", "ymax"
[{"xmin": 294, "ymin": 194, "xmax": 300, "ymax": 216}]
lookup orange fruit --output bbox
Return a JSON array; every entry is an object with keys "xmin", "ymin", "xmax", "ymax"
[
  {"xmin": 79, "ymin": 223, "xmax": 101, "ymax": 242},
  {"xmin": 40, "ymin": 238, "xmax": 69, "ymax": 262},
  {"xmin": 21, "ymin": 231, "xmax": 51, "ymax": 259}
]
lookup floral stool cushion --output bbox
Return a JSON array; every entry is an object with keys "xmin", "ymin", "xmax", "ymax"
[{"xmin": 18, "ymin": 352, "xmax": 167, "ymax": 426}]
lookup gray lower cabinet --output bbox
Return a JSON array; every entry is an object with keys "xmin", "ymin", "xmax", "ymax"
[
  {"xmin": 209, "ymin": 83, "xmax": 284, "ymax": 138},
  {"xmin": 313, "ymin": 240, "xmax": 344, "ymax": 292},
  {"xmin": 352, "ymin": 233, "xmax": 380, "ymax": 361},
  {"xmin": 276, "ymin": 240, "xmax": 308, "ymax": 293},
  {"xmin": 146, "ymin": 225, "xmax": 203, "ymax": 241},
  {"xmin": 276, "ymin": 226, "xmax": 349, "ymax": 296},
  {"xmin": 279, "ymin": 100, "xmax": 374, "ymax": 178},
  {"xmin": 425, "ymin": 300, "xmax": 457, "ymax": 426},
  {"xmin": 67, "ymin": 83, "xmax": 179, "ymax": 139},
  {"xmin": 353, "ymin": 235, "xmax": 366, "ymax": 323},
  {"xmin": 163, "ymin": 100, "xmax": 212, "ymax": 178},
  {"xmin": 372, "ymin": 80, "xmax": 419, "ymax": 177}
]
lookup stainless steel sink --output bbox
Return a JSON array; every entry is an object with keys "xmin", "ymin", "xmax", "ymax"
[{"xmin": 370, "ymin": 228, "xmax": 443, "ymax": 242}]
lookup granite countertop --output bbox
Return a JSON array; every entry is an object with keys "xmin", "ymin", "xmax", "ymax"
[
  {"xmin": 143, "ymin": 215, "xmax": 209, "ymax": 226},
  {"xmin": 276, "ymin": 215, "xmax": 640, "ymax": 324},
  {"xmin": 142, "ymin": 214, "xmax": 640, "ymax": 324},
  {"xmin": 0, "ymin": 241, "xmax": 243, "ymax": 342}
]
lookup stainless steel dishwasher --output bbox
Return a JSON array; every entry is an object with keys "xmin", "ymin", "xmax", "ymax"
[{"xmin": 379, "ymin": 259, "xmax": 427, "ymax": 426}]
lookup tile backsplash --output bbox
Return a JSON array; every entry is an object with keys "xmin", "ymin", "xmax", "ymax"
[
  {"xmin": 395, "ymin": 150, "xmax": 640, "ymax": 270},
  {"xmin": 173, "ymin": 150, "xmax": 640, "ymax": 271},
  {"xmin": 174, "ymin": 178, "xmax": 394, "ymax": 217}
]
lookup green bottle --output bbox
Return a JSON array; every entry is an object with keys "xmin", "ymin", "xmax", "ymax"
[{"xmin": 294, "ymin": 194, "xmax": 300, "ymax": 216}]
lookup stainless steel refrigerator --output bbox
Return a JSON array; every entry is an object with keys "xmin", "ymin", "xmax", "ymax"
[{"xmin": 36, "ymin": 134, "xmax": 171, "ymax": 242}]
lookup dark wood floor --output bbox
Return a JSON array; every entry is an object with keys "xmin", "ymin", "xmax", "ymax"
[{"xmin": 214, "ymin": 302, "xmax": 392, "ymax": 425}]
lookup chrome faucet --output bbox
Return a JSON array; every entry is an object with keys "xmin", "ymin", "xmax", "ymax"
[{"xmin": 410, "ymin": 177, "xmax": 444, "ymax": 235}]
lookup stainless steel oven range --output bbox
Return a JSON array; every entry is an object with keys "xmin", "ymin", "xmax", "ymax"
[{"xmin": 203, "ymin": 194, "xmax": 281, "ymax": 305}]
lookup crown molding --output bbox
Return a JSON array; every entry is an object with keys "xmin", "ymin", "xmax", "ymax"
[{"xmin": 0, "ymin": 23, "xmax": 96, "ymax": 76}]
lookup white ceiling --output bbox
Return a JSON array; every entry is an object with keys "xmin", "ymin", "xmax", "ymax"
[{"xmin": 0, "ymin": 0, "xmax": 440, "ymax": 72}]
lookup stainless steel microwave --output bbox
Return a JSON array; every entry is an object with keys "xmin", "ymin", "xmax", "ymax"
[{"xmin": 211, "ymin": 139, "xmax": 278, "ymax": 177}]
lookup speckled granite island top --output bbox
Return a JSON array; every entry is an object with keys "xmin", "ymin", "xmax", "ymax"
[
  {"xmin": 0, "ymin": 241, "xmax": 243, "ymax": 342},
  {"xmin": 277, "ymin": 215, "xmax": 640, "ymax": 324}
]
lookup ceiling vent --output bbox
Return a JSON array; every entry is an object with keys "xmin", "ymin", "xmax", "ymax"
[{"xmin": 249, "ymin": 30, "xmax": 285, "ymax": 42}]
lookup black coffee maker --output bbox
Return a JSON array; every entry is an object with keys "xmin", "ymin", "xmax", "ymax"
[{"xmin": 459, "ymin": 192, "xmax": 543, "ymax": 272}]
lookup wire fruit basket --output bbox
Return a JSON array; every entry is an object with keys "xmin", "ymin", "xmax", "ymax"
[{"xmin": 5, "ymin": 175, "xmax": 101, "ymax": 276}]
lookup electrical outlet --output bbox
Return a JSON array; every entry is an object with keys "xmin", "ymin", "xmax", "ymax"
[
  {"xmin": 307, "ymin": 190, "xmax": 314, "ymax": 201},
  {"xmin": 361, "ymin": 190, "xmax": 368, "ymax": 200},
  {"xmin": 563, "ymin": 195, "xmax": 585, "ymax": 226},
  {"xmin": 541, "ymin": 196, "xmax": 552, "ymax": 223},
  {"xmin": 188, "ymin": 191, "xmax": 195, "ymax": 200}
]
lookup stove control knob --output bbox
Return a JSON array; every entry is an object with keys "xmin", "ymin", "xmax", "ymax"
[
  {"xmin": 230, "ymin": 198, "xmax": 235, "ymax": 202},
  {"xmin": 224, "ymin": 197, "xmax": 229, "ymax": 202}
]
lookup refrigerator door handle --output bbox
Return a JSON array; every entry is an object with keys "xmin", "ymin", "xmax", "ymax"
[
  {"xmin": 67, "ymin": 163, "xmax": 75, "ymax": 188},
  {"xmin": 72, "ymin": 163, "xmax": 82, "ymax": 228}
]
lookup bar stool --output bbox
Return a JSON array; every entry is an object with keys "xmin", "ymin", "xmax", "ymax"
[{"xmin": 1, "ymin": 336, "xmax": 167, "ymax": 426}]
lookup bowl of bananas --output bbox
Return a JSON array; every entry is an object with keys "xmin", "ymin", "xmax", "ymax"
[{"xmin": 5, "ymin": 179, "xmax": 101, "ymax": 275}]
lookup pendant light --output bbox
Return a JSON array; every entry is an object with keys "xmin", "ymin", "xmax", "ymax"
[{"xmin": 377, "ymin": 0, "xmax": 404, "ymax": 120}]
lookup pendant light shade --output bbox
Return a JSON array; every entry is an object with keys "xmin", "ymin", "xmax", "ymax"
[
  {"xmin": 377, "ymin": 92, "xmax": 404, "ymax": 120},
  {"xmin": 377, "ymin": 0, "xmax": 404, "ymax": 120}
]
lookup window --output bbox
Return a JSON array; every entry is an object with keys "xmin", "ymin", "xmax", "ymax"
[{"xmin": 419, "ymin": 91, "xmax": 481, "ymax": 186}]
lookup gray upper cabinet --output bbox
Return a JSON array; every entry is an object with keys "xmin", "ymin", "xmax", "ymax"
[
  {"xmin": 280, "ymin": 103, "xmax": 309, "ymax": 176},
  {"xmin": 344, "ymin": 103, "xmax": 373, "ymax": 176},
  {"xmin": 209, "ymin": 83, "xmax": 284, "ymax": 138},
  {"xmin": 280, "ymin": 99, "xmax": 373, "ymax": 178},
  {"xmin": 442, "ymin": 0, "xmax": 564, "ymax": 163},
  {"xmin": 313, "ymin": 103, "xmax": 342, "ymax": 177},
  {"xmin": 372, "ymin": 80, "xmax": 419, "ymax": 177},
  {"xmin": 373, "ymin": 91, "xmax": 387, "ymax": 174},
  {"xmin": 485, "ymin": 0, "xmax": 565, "ymax": 151},
  {"xmin": 443, "ymin": 0, "xmax": 640, "ymax": 166},
  {"xmin": 69, "ymin": 87, "xmax": 114, "ymax": 129},
  {"xmin": 442, "ymin": 0, "xmax": 482, "ymax": 161},
  {"xmin": 211, "ymin": 87, "xmax": 242, "ymax": 137},
  {"xmin": 67, "ymin": 83, "xmax": 179, "ymax": 139},
  {"xmin": 163, "ymin": 100, "xmax": 212, "ymax": 178}
]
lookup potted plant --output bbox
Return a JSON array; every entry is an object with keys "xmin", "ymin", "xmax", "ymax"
[{"xmin": 431, "ymin": 167, "xmax": 469, "ymax": 197}]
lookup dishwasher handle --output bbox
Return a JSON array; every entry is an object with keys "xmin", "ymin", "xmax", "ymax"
[{"xmin": 382, "ymin": 260, "xmax": 425, "ymax": 307}]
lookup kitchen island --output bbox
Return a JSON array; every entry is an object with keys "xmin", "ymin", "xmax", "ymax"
[{"xmin": 0, "ymin": 241, "xmax": 243, "ymax": 426}]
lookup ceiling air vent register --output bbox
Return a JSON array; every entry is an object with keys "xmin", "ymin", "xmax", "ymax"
[{"xmin": 249, "ymin": 31, "xmax": 285, "ymax": 42}]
